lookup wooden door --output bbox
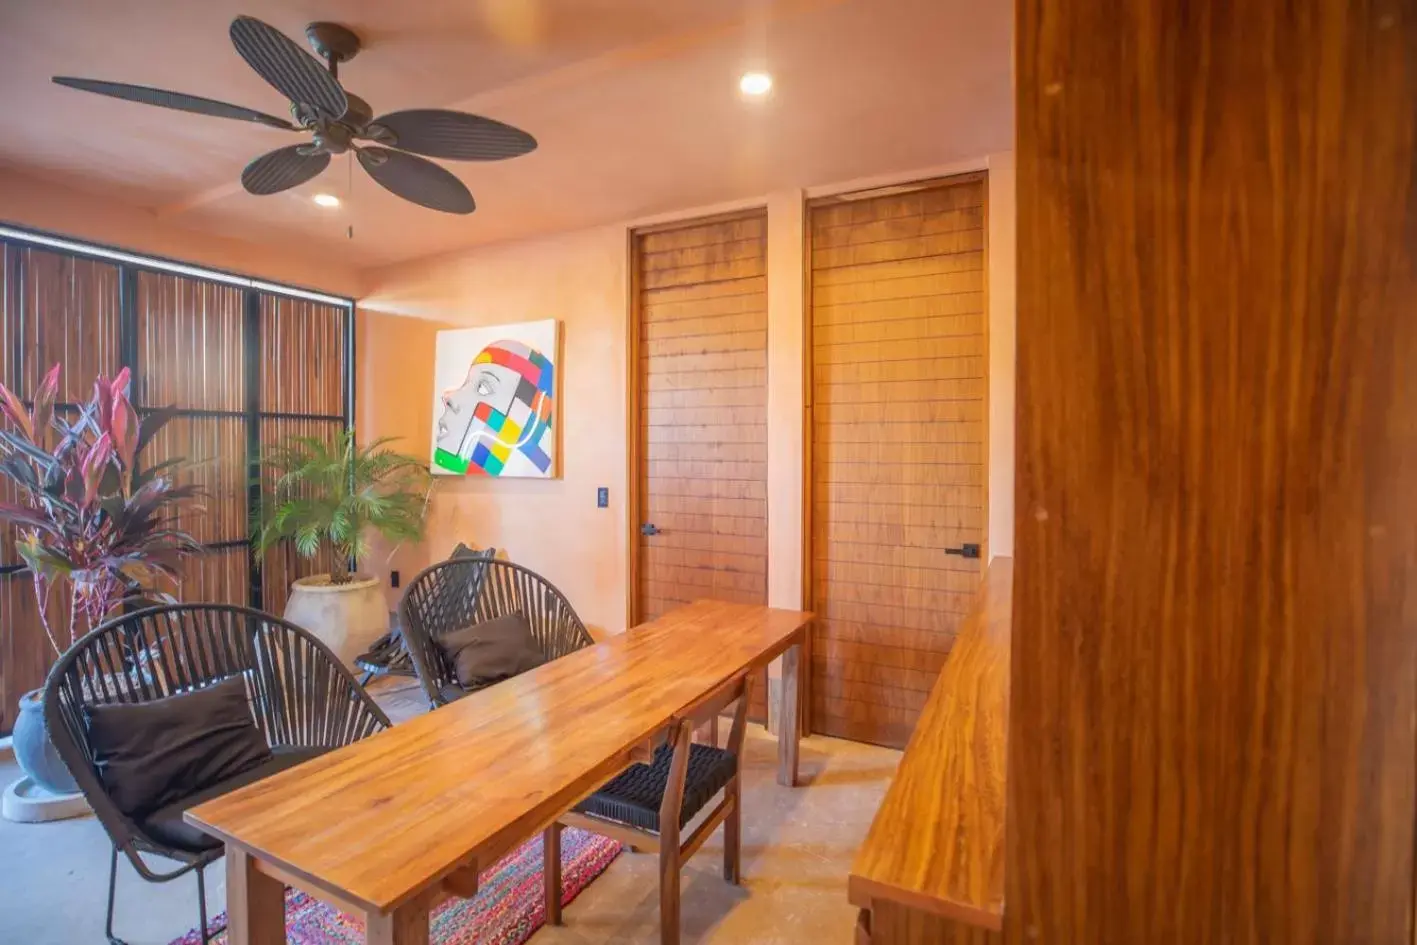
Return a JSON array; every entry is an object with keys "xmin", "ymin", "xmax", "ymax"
[
  {"xmin": 808, "ymin": 176, "xmax": 987, "ymax": 748},
  {"xmin": 631, "ymin": 211, "xmax": 770, "ymax": 714},
  {"xmin": 1008, "ymin": 0, "xmax": 1417, "ymax": 942}
]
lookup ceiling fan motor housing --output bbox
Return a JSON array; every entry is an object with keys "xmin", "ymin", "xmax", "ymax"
[{"xmin": 305, "ymin": 22, "xmax": 362, "ymax": 66}]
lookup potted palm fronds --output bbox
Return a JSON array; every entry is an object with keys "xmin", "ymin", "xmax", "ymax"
[
  {"xmin": 0, "ymin": 365, "xmax": 201, "ymax": 797},
  {"xmin": 253, "ymin": 430, "xmax": 430, "ymax": 669}
]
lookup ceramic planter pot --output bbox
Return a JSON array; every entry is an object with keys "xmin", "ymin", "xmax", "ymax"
[
  {"xmin": 12, "ymin": 688, "xmax": 78, "ymax": 795},
  {"xmin": 283, "ymin": 574, "xmax": 388, "ymax": 671}
]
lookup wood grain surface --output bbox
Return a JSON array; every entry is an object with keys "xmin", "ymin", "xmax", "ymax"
[
  {"xmin": 632, "ymin": 211, "xmax": 771, "ymax": 719},
  {"xmin": 136, "ymin": 272, "xmax": 245, "ymax": 411},
  {"xmin": 849, "ymin": 557, "xmax": 1010, "ymax": 930},
  {"xmin": 808, "ymin": 176, "xmax": 988, "ymax": 748},
  {"xmin": 633, "ymin": 212, "xmax": 769, "ymax": 623},
  {"xmin": 1010, "ymin": 1, "xmax": 1417, "ymax": 943},
  {"xmin": 259, "ymin": 294, "xmax": 347, "ymax": 416},
  {"xmin": 866, "ymin": 900, "xmax": 1001, "ymax": 945},
  {"xmin": 187, "ymin": 601, "xmax": 811, "ymax": 915},
  {"xmin": 226, "ymin": 846, "xmax": 286, "ymax": 945}
]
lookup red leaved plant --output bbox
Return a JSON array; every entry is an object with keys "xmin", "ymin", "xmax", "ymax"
[{"xmin": 0, "ymin": 364, "xmax": 203, "ymax": 656}]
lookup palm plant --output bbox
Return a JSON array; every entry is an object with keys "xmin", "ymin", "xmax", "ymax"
[
  {"xmin": 253, "ymin": 430, "xmax": 430, "ymax": 584},
  {"xmin": 0, "ymin": 364, "xmax": 203, "ymax": 655}
]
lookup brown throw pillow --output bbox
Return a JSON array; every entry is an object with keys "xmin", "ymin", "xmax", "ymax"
[
  {"xmin": 83, "ymin": 675, "xmax": 273, "ymax": 819},
  {"xmin": 438, "ymin": 613, "xmax": 547, "ymax": 690}
]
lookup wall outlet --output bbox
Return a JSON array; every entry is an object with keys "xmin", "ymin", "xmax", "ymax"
[
  {"xmin": 597, "ymin": 486, "xmax": 609, "ymax": 508},
  {"xmin": 390, "ymin": 570, "xmax": 401, "ymax": 589}
]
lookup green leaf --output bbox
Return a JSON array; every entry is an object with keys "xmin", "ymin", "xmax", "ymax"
[{"xmin": 135, "ymin": 404, "xmax": 180, "ymax": 457}]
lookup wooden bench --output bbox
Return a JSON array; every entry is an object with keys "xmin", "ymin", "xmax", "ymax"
[{"xmin": 848, "ymin": 557, "xmax": 1013, "ymax": 945}]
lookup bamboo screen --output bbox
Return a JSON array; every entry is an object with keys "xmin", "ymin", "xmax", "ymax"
[{"xmin": 0, "ymin": 236, "xmax": 352, "ymax": 733}]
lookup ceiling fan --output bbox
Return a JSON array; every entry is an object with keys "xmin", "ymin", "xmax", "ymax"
[{"xmin": 52, "ymin": 16, "xmax": 538, "ymax": 215}]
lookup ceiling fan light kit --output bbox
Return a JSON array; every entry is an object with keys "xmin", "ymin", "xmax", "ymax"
[{"xmin": 53, "ymin": 15, "xmax": 537, "ymax": 215}]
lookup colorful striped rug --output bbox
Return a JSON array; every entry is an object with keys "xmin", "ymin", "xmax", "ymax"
[{"xmin": 169, "ymin": 827, "xmax": 623, "ymax": 945}]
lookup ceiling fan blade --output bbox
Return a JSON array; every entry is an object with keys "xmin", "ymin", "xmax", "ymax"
[
  {"xmin": 358, "ymin": 147, "xmax": 475, "ymax": 214},
  {"xmin": 368, "ymin": 110, "xmax": 537, "ymax": 161},
  {"xmin": 242, "ymin": 145, "xmax": 330, "ymax": 196},
  {"xmin": 52, "ymin": 77, "xmax": 297, "ymax": 130},
  {"xmin": 229, "ymin": 16, "xmax": 347, "ymax": 119}
]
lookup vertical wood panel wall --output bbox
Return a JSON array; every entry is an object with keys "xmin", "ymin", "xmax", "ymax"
[
  {"xmin": 1010, "ymin": 1, "xmax": 1417, "ymax": 943},
  {"xmin": 0, "ymin": 236, "xmax": 352, "ymax": 733},
  {"xmin": 0, "ymin": 246, "xmax": 122, "ymax": 734},
  {"xmin": 808, "ymin": 176, "xmax": 988, "ymax": 749}
]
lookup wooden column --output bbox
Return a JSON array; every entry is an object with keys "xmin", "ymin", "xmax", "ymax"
[{"xmin": 1010, "ymin": 2, "xmax": 1417, "ymax": 944}]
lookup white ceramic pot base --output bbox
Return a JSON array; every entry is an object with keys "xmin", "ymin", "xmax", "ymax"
[{"xmin": 3, "ymin": 776, "xmax": 90, "ymax": 823}]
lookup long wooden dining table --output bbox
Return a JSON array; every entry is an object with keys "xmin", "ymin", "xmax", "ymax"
[{"xmin": 186, "ymin": 600, "xmax": 814, "ymax": 945}]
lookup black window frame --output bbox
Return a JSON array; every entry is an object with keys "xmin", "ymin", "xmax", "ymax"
[{"xmin": 0, "ymin": 223, "xmax": 356, "ymax": 612}]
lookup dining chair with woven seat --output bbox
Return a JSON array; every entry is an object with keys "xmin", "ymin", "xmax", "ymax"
[
  {"xmin": 550, "ymin": 672, "xmax": 755, "ymax": 945},
  {"xmin": 43, "ymin": 604, "xmax": 392, "ymax": 945}
]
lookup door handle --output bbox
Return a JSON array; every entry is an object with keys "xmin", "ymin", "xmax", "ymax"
[
  {"xmin": 641, "ymin": 523, "xmax": 661, "ymax": 536},
  {"xmin": 945, "ymin": 543, "xmax": 981, "ymax": 559}
]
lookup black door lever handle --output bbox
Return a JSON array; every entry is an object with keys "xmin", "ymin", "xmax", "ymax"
[{"xmin": 945, "ymin": 543, "xmax": 981, "ymax": 559}]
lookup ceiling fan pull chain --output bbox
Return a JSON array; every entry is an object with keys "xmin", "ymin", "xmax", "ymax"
[{"xmin": 346, "ymin": 154, "xmax": 355, "ymax": 241}]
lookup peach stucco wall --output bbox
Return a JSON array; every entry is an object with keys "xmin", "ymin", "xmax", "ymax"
[
  {"xmin": 360, "ymin": 226, "xmax": 632, "ymax": 636},
  {"xmin": 986, "ymin": 153, "xmax": 1017, "ymax": 558},
  {"xmin": 359, "ymin": 153, "xmax": 1018, "ymax": 633},
  {"xmin": 354, "ymin": 309, "xmax": 448, "ymax": 611}
]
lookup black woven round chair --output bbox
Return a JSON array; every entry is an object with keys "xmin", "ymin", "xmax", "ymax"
[
  {"xmin": 43, "ymin": 604, "xmax": 392, "ymax": 945},
  {"xmin": 354, "ymin": 545, "xmax": 498, "ymax": 685},
  {"xmin": 400, "ymin": 558, "xmax": 593, "ymax": 708}
]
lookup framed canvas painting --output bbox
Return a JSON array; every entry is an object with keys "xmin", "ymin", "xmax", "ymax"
[{"xmin": 430, "ymin": 319, "xmax": 559, "ymax": 478}]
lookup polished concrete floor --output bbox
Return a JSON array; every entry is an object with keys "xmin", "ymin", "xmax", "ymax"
[{"xmin": 0, "ymin": 679, "xmax": 898, "ymax": 945}]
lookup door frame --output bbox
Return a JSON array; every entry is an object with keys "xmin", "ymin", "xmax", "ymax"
[{"xmin": 624, "ymin": 207, "xmax": 770, "ymax": 629}]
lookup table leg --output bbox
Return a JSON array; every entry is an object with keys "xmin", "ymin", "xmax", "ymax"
[
  {"xmin": 777, "ymin": 637, "xmax": 801, "ymax": 786},
  {"xmin": 545, "ymin": 823, "xmax": 563, "ymax": 925},
  {"xmin": 367, "ymin": 899, "xmax": 430, "ymax": 945},
  {"xmin": 226, "ymin": 847, "xmax": 285, "ymax": 945},
  {"xmin": 801, "ymin": 621, "xmax": 813, "ymax": 738}
]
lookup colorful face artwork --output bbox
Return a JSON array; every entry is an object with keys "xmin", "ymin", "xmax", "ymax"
[{"xmin": 432, "ymin": 322, "xmax": 558, "ymax": 478}]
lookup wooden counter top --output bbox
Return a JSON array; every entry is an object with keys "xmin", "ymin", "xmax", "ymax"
[{"xmin": 848, "ymin": 556, "xmax": 1013, "ymax": 931}]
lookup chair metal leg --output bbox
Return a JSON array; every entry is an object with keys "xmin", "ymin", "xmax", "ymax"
[
  {"xmin": 106, "ymin": 844, "xmax": 127, "ymax": 945},
  {"xmin": 360, "ymin": 670, "xmax": 375, "ymax": 686},
  {"xmin": 198, "ymin": 863, "xmax": 211, "ymax": 945}
]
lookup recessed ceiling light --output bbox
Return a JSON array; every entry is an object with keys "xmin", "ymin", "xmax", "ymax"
[
  {"xmin": 312, "ymin": 193, "xmax": 340, "ymax": 208},
  {"xmin": 739, "ymin": 72, "xmax": 773, "ymax": 96}
]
